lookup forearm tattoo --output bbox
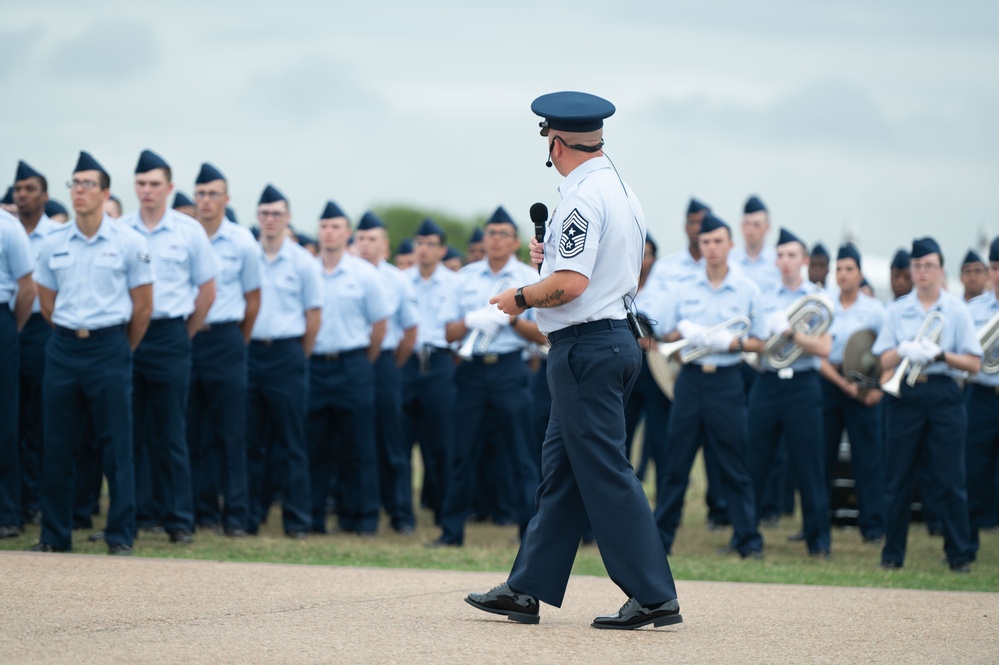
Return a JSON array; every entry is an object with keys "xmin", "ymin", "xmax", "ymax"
[{"xmin": 532, "ymin": 288, "xmax": 568, "ymax": 309}]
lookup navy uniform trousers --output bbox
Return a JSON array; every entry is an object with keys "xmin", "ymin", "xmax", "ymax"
[
  {"xmin": 882, "ymin": 376, "xmax": 973, "ymax": 567},
  {"xmin": 821, "ymin": 379, "xmax": 884, "ymax": 540},
  {"xmin": 655, "ymin": 364, "xmax": 763, "ymax": 556},
  {"xmin": 40, "ymin": 326, "xmax": 135, "ymax": 550},
  {"xmin": 18, "ymin": 313, "xmax": 50, "ymax": 521},
  {"xmin": 132, "ymin": 318, "xmax": 195, "ymax": 534},
  {"xmin": 965, "ymin": 383, "xmax": 999, "ymax": 558},
  {"xmin": 188, "ymin": 322, "xmax": 249, "ymax": 531},
  {"xmin": 0, "ymin": 308, "xmax": 20, "ymax": 528},
  {"xmin": 374, "ymin": 350, "xmax": 415, "ymax": 531},
  {"xmin": 307, "ymin": 349, "xmax": 380, "ymax": 534},
  {"xmin": 624, "ymin": 357, "xmax": 670, "ymax": 482},
  {"xmin": 246, "ymin": 338, "xmax": 311, "ymax": 535},
  {"xmin": 439, "ymin": 352, "xmax": 538, "ymax": 545},
  {"xmin": 508, "ymin": 321, "xmax": 677, "ymax": 608},
  {"xmin": 748, "ymin": 371, "xmax": 831, "ymax": 554},
  {"xmin": 402, "ymin": 349, "xmax": 455, "ymax": 521}
]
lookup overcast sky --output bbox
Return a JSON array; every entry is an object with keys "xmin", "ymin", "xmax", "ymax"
[{"xmin": 2, "ymin": 0, "xmax": 997, "ymax": 277}]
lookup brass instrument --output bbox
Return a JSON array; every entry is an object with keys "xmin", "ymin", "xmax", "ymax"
[
  {"xmin": 977, "ymin": 311, "xmax": 999, "ymax": 375},
  {"xmin": 762, "ymin": 293, "xmax": 834, "ymax": 370},
  {"xmin": 842, "ymin": 329, "xmax": 880, "ymax": 399},
  {"xmin": 880, "ymin": 311, "xmax": 946, "ymax": 397},
  {"xmin": 657, "ymin": 316, "xmax": 751, "ymax": 364},
  {"xmin": 456, "ymin": 278, "xmax": 515, "ymax": 361}
]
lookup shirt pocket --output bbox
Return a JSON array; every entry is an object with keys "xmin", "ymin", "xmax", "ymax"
[
  {"xmin": 158, "ymin": 245, "xmax": 190, "ymax": 282},
  {"xmin": 219, "ymin": 254, "xmax": 241, "ymax": 284},
  {"xmin": 92, "ymin": 252, "xmax": 125, "ymax": 292}
]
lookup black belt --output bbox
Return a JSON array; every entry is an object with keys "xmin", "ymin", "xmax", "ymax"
[
  {"xmin": 971, "ymin": 383, "xmax": 999, "ymax": 396},
  {"xmin": 148, "ymin": 316, "xmax": 185, "ymax": 328},
  {"xmin": 314, "ymin": 348, "xmax": 366, "ymax": 362},
  {"xmin": 250, "ymin": 336, "xmax": 303, "ymax": 347},
  {"xmin": 547, "ymin": 318, "xmax": 629, "ymax": 344},
  {"xmin": 686, "ymin": 363, "xmax": 740, "ymax": 374},
  {"xmin": 467, "ymin": 350, "xmax": 522, "ymax": 365},
  {"xmin": 55, "ymin": 324, "xmax": 125, "ymax": 339},
  {"xmin": 28, "ymin": 312, "xmax": 46, "ymax": 324},
  {"xmin": 198, "ymin": 321, "xmax": 240, "ymax": 334}
]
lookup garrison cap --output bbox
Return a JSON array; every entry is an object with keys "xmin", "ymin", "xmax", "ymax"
[
  {"xmin": 910, "ymin": 237, "xmax": 942, "ymax": 261},
  {"xmin": 172, "ymin": 191, "xmax": 194, "ymax": 209},
  {"xmin": 135, "ymin": 149, "xmax": 169, "ymax": 174},
  {"xmin": 468, "ymin": 227, "xmax": 484, "ymax": 244},
  {"xmin": 776, "ymin": 227, "xmax": 805, "ymax": 249},
  {"xmin": 486, "ymin": 205, "xmax": 517, "ymax": 230},
  {"xmin": 196, "ymin": 162, "xmax": 226, "ymax": 184},
  {"xmin": 259, "ymin": 184, "xmax": 287, "ymax": 205},
  {"xmin": 744, "ymin": 195, "xmax": 767, "ymax": 214},
  {"xmin": 73, "ymin": 151, "xmax": 108, "ymax": 176},
  {"xmin": 396, "ymin": 238, "xmax": 414, "ymax": 255},
  {"xmin": 45, "ymin": 200, "xmax": 68, "ymax": 217},
  {"xmin": 1, "ymin": 186, "xmax": 12, "ymax": 205},
  {"xmin": 699, "ymin": 213, "xmax": 730, "ymax": 234},
  {"xmin": 15, "ymin": 160, "xmax": 45, "ymax": 183},
  {"xmin": 687, "ymin": 198, "xmax": 710, "ymax": 215},
  {"xmin": 415, "ymin": 217, "xmax": 445, "ymax": 239},
  {"xmin": 531, "ymin": 91, "xmax": 615, "ymax": 136},
  {"xmin": 810, "ymin": 243, "xmax": 829, "ymax": 259},
  {"xmin": 297, "ymin": 234, "xmax": 316, "ymax": 246},
  {"xmin": 890, "ymin": 249, "xmax": 910, "ymax": 270},
  {"xmin": 443, "ymin": 245, "xmax": 462, "ymax": 262},
  {"xmin": 837, "ymin": 243, "xmax": 862, "ymax": 269},
  {"xmin": 226, "ymin": 206, "xmax": 238, "ymax": 223},
  {"xmin": 962, "ymin": 249, "xmax": 984, "ymax": 266},
  {"xmin": 989, "ymin": 236, "xmax": 999, "ymax": 262},
  {"xmin": 320, "ymin": 200, "xmax": 348, "ymax": 220},
  {"xmin": 646, "ymin": 233, "xmax": 658, "ymax": 256},
  {"xmin": 356, "ymin": 211, "xmax": 386, "ymax": 230}
]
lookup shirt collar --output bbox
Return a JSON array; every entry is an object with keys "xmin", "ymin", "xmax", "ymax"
[
  {"xmin": 777, "ymin": 279, "xmax": 813, "ymax": 297},
  {"xmin": 29, "ymin": 214, "xmax": 57, "ymax": 238},
  {"xmin": 694, "ymin": 267, "xmax": 737, "ymax": 292},
  {"xmin": 558, "ymin": 156, "xmax": 610, "ymax": 199},
  {"xmin": 478, "ymin": 255, "xmax": 520, "ymax": 278},
  {"xmin": 69, "ymin": 214, "xmax": 114, "ymax": 242}
]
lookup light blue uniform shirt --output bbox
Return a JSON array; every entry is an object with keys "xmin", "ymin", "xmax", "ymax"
[
  {"xmin": 827, "ymin": 292, "xmax": 886, "ymax": 365},
  {"xmin": 759, "ymin": 280, "xmax": 823, "ymax": 372},
  {"xmin": 1, "ymin": 209, "xmax": 34, "ymax": 309},
  {"xmin": 872, "ymin": 290, "xmax": 982, "ymax": 379},
  {"xmin": 122, "ymin": 209, "xmax": 218, "ymax": 319},
  {"xmin": 405, "ymin": 263, "xmax": 459, "ymax": 348},
  {"xmin": 313, "ymin": 253, "xmax": 392, "ymax": 354},
  {"xmin": 658, "ymin": 267, "xmax": 766, "ymax": 368},
  {"xmin": 730, "ymin": 245, "xmax": 780, "ymax": 291},
  {"xmin": 22, "ymin": 214, "xmax": 60, "ymax": 313},
  {"xmin": 251, "ymin": 238, "xmax": 322, "ymax": 340},
  {"xmin": 537, "ymin": 156, "xmax": 646, "ymax": 335},
  {"xmin": 966, "ymin": 292, "xmax": 999, "ymax": 387},
  {"xmin": 634, "ymin": 247, "xmax": 702, "ymax": 320},
  {"xmin": 375, "ymin": 259, "xmax": 418, "ymax": 351},
  {"xmin": 455, "ymin": 256, "xmax": 538, "ymax": 355},
  {"xmin": 33, "ymin": 215, "xmax": 153, "ymax": 329},
  {"xmin": 205, "ymin": 221, "xmax": 261, "ymax": 324}
]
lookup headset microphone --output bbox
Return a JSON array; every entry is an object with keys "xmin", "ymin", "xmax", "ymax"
[{"xmin": 530, "ymin": 202, "xmax": 548, "ymax": 275}]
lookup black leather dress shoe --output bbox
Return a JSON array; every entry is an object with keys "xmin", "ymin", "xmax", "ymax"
[
  {"xmin": 224, "ymin": 527, "xmax": 249, "ymax": 538},
  {"xmin": 879, "ymin": 560, "xmax": 902, "ymax": 570},
  {"xmin": 949, "ymin": 561, "xmax": 971, "ymax": 574},
  {"xmin": 592, "ymin": 598, "xmax": 683, "ymax": 630},
  {"xmin": 108, "ymin": 543, "xmax": 132, "ymax": 556},
  {"xmin": 716, "ymin": 545, "xmax": 763, "ymax": 560},
  {"xmin": 465, "ymin": 583, "xmax": 540, "ymax": 624},
  {"xmin": 0, "ymin": 525, "xmax": 20, "ymax": 538},
  {"xmin": 287, "ymin": 530, "xmax": 307, "ymax": 540},
  {"xmin": 787, "ymin": 530, "xmax": 806, "ymax": 542},
  {"xmin": 26, "ymin": 542, "xmax": 60, "ymax": 552},
  {"xmin": 87, "ymin": 531, "xmax": 105, "ymax": 542},
  {"xmin": 424, "ymin": 537, "xmax": 459, "ymax": 548},
  {"xmin": 169, "ymin": 530, "xmax": 194, "ymax": 544}
]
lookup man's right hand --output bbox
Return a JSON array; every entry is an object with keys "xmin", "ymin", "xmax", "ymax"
[{"xmin": 529, "ymin": 237, "xmax": 544, "ymax": 267}]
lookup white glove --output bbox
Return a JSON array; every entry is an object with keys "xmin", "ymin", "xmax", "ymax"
[
  {"xmin": 707, "ymin": 329, "xmax": 736, "ymax": 353},
  {"xmin": 465, "ymin": 307, "xmax": 502, "ymax": 336},
  {"xmin": 917, "ymin": 338, "xmax": 943, "ymax": 363},
  {"xmin": 677, "ymin": 319, "xmax": 705, "ymax": 341},
  {"xmin": 898, "ymin": 340, "xmax": 932, "ymax": 365},
  {"xmin": 485, "ymin": 304, "xmax": 512, "ymax": 329},
  {"xmin": 767, "ymin": 311, "xmax": 791, "ymax": 336}
]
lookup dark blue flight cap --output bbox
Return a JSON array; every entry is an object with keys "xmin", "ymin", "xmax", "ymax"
[
  {"xmin": 357, "ymin": 211, "xmax": 386, "ymax": 230},
  {"xmin": 74, "ymin": 150, "xmax": 108, "ymax": 176},
  {"xmin": 136, "ymin": 149, "xmax": 170, "ymax": 174},
  {"xmin": 531, "ymin": 91, "xmax": 615, "ymax": 136},
  {"xmin": 699, "ymin": 213, "xmax": 730, "ymax": 234},
  {"xmin": 320, "ymin": 200, "xmax": 348, "ymax": 220},
  {"xmin": 890, "ymin": 249, "xmax": 910, "ymax": 270},
  {"xmin": 45, "ymin": 199, "xmax": 68, "ymax": 217},
  {"xmin": 196, "ymin": 162, "xmax": 226, "ymax": 184},
  {"xmin": 837, "ymin": 243, "xmax": 862, "ymax": 269},
  {"xmin": 486, "ymin": 205, "xmax": 517, "ymax": 230},
  {"xmin": 962, "ymin": 249, "xmax": 984, "ymax": 266},
  {"xmin": 259, "ymin": 184, "xmax": 287, "ymax": 205},
  {"xmin": 1, "ymin": 186, "xmax": 13, "ymax": 205},
  {"xmin": 396, "ymin": 238, "xmax": 414, "ymax": 254},
  {"xmin": 744, "ymin": 195, "xmax": 767, "ymax": 214},
  {"xmin": 16, "ymin": 160, "xmax": 45, "ymax": 183},
  {"xmin": 250, "ymin": 226, "xmax": 261, "ymax": 239},
  {"xmin": 989, "ymin": 237, "xmax": 999, "ymax": 262},
  {"xmin": 226, "ymin": 206, "xmax": 238, "ymax": 223},
  {"xmin": 911, "ymin": 237, "xmax": 942, "ymax": 262},
  {"xmin": 468, "ymin": 227, "xmax": 484, "ymax": 244},
  {"xmin": 172, "ymin": 191, "xmax": 194, "ymax": 209},
  {"xmin": 687, "ymin": 198, "xmax": 710, "ymax": 215},
  {"xmin": 646, "ymin": 233, "xmax": 658, "ymax": 256},
  {"xmin": 810, "ymin": 243, "xmax": 829, "ymax": 259},
  {"xmin": 415, "ymin": 217, "xmax": 445, "ymax": 239},
  {"xmin": 776, "ymin": 227, "xmax": 805, "ymax": 248},
  {"xmin": 443, "ymin": 245, "xmax": 462, "ymax": 261},
  {"xmin": 297, "ymin": 234, "xmax": 317, "ymax": 246}
]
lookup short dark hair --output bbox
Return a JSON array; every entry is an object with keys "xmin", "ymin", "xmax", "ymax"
[{"xmin": 99, "ymin": 171, "xmax": 111, "ymax": 191}]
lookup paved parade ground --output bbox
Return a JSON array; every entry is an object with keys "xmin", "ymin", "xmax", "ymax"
[{"xmin": 1, "ymin": 551, "xmax": 996, "ymax": 664}]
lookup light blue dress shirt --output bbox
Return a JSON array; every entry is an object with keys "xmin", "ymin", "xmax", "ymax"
[
  {"xmin": 454, "ymin": 256, "xmax": 538, "ymax": 355},
  {"xmin": 22, "ymin": 214, "xmax": 59, "ymax": 313},
  {"xmin": 758, "ymin": 280, "xmax": 823, "ymax": 372},
  {"xmin": 405, "ymin": 263, "xmax": 460, "ymax": 348},
  {"xmin": 205, "ymin": 221, "xmax": 261, "ymax": 324},
  {"xmin": 1, "ymin": 209, "xmax": 34, "ymax": 309},
  {"xmin": 251, "ymin": 238, "xmax": 323, "ymax": 340},
  {"xmin": 827, "ymin": 292, "xmax": 886, "ymax": 365},
  {"xmin": 730, "ymin": 245, "xmax": 780, "ymax": 291},
  {"xmin": 965, "ymin": 292, "xmax": 999, "ymax": 387},
  {"xmin": 313, "ymin": 253, "xmax": 392, "ymax": 354},
  {"xmin": 635, "ymin": 247, "xmax": 702, "ymax": 321},
  {"xmin": 33, "ymin": 215, "xmax": 153, "ymax": 329},
  {"xmin": 376, "ymin": 259, "xmax": 418, "ymax": 350}
]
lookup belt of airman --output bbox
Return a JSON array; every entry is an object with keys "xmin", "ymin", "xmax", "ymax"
[
  {"xmin": 969, "ymin": 382, "xmax": 999, "ymax": 396},
  {"xmin": 547, "ymin": 318, "xmax": 629, "ymax": 344},
  {"xmin": 313, "ymin": 347, "xmax": 366, "ymax": 362},
  {"xmin": 55, "ymin": 324, "xmax": 125, "ymax": 340},
  {"xmin": 148, "ymin": 316, "xmax": 185, "ymax": 328},
  {"xmin": 250, "ymin": 336, "xmax": 303, "ymax": 347},
  {"xmin": 197, "ymin": 321, "xmax": 240, "ymax": 334},
  {"xmin": 467, "ymin": 350, "xmax": 522, "ymax": 365},
  {"xmin": 686, "ymin": 363, "xmax": 739, "ymax": 375}
]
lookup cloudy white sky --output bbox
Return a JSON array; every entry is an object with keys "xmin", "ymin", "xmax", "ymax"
[{"xmin": 2, "ymin": 0, "xmax": 997, "ymax": 277}]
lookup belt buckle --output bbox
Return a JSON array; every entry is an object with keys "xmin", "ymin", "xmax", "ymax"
[
  {"xmin": 701, "ymin": 364, "xmax": 717, "ymax": 374},
  {"xmin": 778, "ymin": 368, "xmax": 794, "ymax": 380},
  {"xmin": 994, "ymin": 386, "xmax": 999, "ymax": 396},
  {"xmin": 326, "ymin": 352, "xmax": 340, "ymax": 362},
  {"xmin": 76, "ymin": 329, "xmax": 90, "ymax": 339},
  {"xmin": 483, "ymin": 354, "xmax": 499, "ymax": 365},
  {"xmin": 199, "ymin": 324, "xmax": 212, "ymax": 333},
  {"xmin": 915, "ymin": 374, "xmax": 928, "ymax": 384}
]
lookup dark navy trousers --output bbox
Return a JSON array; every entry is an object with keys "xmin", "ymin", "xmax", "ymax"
[
  {"xmin": 41, "ymin": 326, "xmax": 135, "ymax": 550},
  {"xmin": 965, "ymin": 383, "xmax": 999, "ymax": 557},
  {"xmin": 133, "ymin": 318, "xmax": 194, "ymax": 534},
  {"xmin": 0, "ymin": 308, "xmax": 20, "ymax": 527},
  {"xmin": 748, "ymin": 370, "xmax": 831, "ymax": 554},
  {"xmin": 655, "ymin": 364, "xmax": 763, "ymax": 556},
  {"xmin": 188, "ymin": 322, "xmax": 249, "ymax": 531},
  {"xmin": 402, "ymin": 350, "xmax": 455, "ymax": 521},
  {"xmin": 18, "ymin": 313, "xmax": 49, "ymax": 520},
  {"xmin": 882, "ymin": 376, "xmax": 972, "ymax": 567},
  {"xmin": 307, "ymin": 349, "xmax": 380, "ymax": 534},
  {"xmin": 439, "ymin": 353, "xmax": 538, "ymax": 545},
  {"xmin": 374, "ymin": 350, "xmax": 415, "ymax": 531},
  {"xmin": 821, "ymin": 378, "xmax": 884, "ymax": 539},
  {"xmin": 246, "ymin": 338, "xmax": 311, "ymax": 534},
  {"xmin": 508, "ymin": 322, "xmax": 677, "ymax": 608},
  {"xmin": 624, "ymin": 357, "xmax": 671, "ymax": 482}
]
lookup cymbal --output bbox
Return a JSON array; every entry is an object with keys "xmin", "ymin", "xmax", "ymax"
[
  {"xmin": 647, "ymin": 349, "xmax": 680, "ymax": 400},
  {"xmin": 842, "ymin": 329, "xmax": 879, "ymax": 379}
]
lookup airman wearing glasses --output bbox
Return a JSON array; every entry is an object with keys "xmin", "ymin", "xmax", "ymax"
[{"xmin": 960, "ymin": 250, "xmax": 989, "ymax": 302}]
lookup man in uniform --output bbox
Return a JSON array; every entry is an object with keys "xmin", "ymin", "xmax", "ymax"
[
  {"xmin": 431, "ymin": 206, "xmax": 544, "ymax": 547},
  {"xmin": 468, "ymin": 91, "xmax": 681, "ymax": 630},
  {"xmin": 874, "ymin": 237, "xmax": 981, "ymax": 572},
  {"xmin": 466, "ymin": 227, "xmax": 485, "ymax": 264},
  {"xmin": 12, "ymin": 161, "xmax": 59, "ymax": 527},
  {"xmin": 188, "ymin": 162, "xmax": 261, "ymax": 536},
  {"xmin": 890, "ymin": 249, "xmax": 912, "ymax": 300},
  {"xmin": 960, "ymin": 250, "xmax": 989, "ymax": 302},
  {"xmin": 28, "ymin": 151, "xmax": 153, "ymax": 554},
  {"xmin": 307, "ymin": 201, "xmax": 390, "ymax": 536},
  {"xmin": 0, "ymin": 206, "xmax": 34, "ymax": 538},
  {"xmin": 809, "ymin": 244, "xmax": 830, "ymax": 288},
  {"xmin": 818, "ymin": 244, "xmax": 886, "ymax": 544},
  {"xmin": 394, "ymin": 238, "xmax": 415, "ymax": 271},
  {"xmin": 1, "ymin": 187, "xmax": 17, "ymax": 216},
  {"xmin": 443, "ymin": 245, "xmax": 464, "ymax": 272},
  {"xmin": 104, "ymin": 195, "xmax": 123, "ymax": 219},
  {"xmin": 747, "ymin": 228, "xmax": 832, "ymax": 557},
  {"xmin": 44, "ymin": 200, "xmax": 69, "ymax": 223},
  {"xmin": 731, "ymin": 196, "xmax": 780, "ymax": 291},
  {"xmin": 246, "ymin": 184, "xmax": 321, "ymax": 538},
  {"xmin": 353, "ymin": 210, "xmax": 419, "ymax": 534},
  {"xmin": 172, "ymin": 191, "xmax": 195, "ymax": 218},
  {"xmin": 122, "ymin": 150, "xmax": 218, "ymax": 544}
]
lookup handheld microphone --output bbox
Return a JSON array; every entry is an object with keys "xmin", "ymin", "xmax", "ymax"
[{"xmin": 530, "ymin": 202, "xmax": 548, "ymax": 275}]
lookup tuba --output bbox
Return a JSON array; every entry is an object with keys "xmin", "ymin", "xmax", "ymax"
[
  {"xmin": 880, "ymin": 311, "xmax": 946, "ymax": 397},
  {"xmin": 762, "ymin": 293, "xmax": 834, "ymax": 369},
  {"xmin": 977, "ymin": 310, "xmax": 999, "ymax": 375}
]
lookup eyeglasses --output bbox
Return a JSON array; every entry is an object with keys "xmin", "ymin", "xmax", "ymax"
[
  {"xmin": 961, "ymin": 267, "xmax": 987, "ymax": 276},
  {"xmin": 414, "ymin": 239, "xmax": 441, "ymax": 248},
  {"xmin": 484, "ymin": 230, "xmax": 515, "ymax": 239},
  {"xmin": 257, "ymin": 210, "xmax": 287, "ymax": 219},
  {"xmin": 194, "ymin": 191, "xmax": 225, "ymax": 201},
  {"xmin": 66, "ymin": 179, "xmax": 101, "ymax": 191},
  {"xmin": 910, "ymin": 262, "xmax": 941, "ymax": 273}
]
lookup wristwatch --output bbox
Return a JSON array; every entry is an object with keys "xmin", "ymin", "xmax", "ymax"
[
  {"xmin": 515, "ymin": 286, "xmax": 531, "ymax": 309},
  {"xmin": 934, "ymin": 350, "xmax": 946, "ymax": 363},
  {"xmin": 733, "ymin": 339, "xmax": 743, "ymax": 353}
]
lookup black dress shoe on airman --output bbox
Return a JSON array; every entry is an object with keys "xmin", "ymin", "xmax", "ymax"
[
  {"xmin": 87, "ymin": 531, "xmax": 105, "ymax": 542},
  {"xmin": 169, "ymin": 530, "xmax": 194, "ymax": 544},
  {"xmin": 716, "ymin": 545, "xmax": 763, "ymax": 560},
  {"xmin": 424, "ymin": 537, "xmax": 459, "ymax": 548},
  {"xmin": 108, "ymin": 543, "xmax": 132, "ymax": 556},
  {"xmin": 879, "ymin": 560, "xmax": 902, "ymax": 570},
  {"xmin": 224, "ymin": 527, "xmax": 249, "ymax": 538},
  {"xmin": 592, "ymin": 598, "xmax": 683, "ymax": 630},
  {"xmin": 287, "ymin": 530, "xmax": 308, "ymax": 540},
  {"xmin": 0, "ymin": 525, "xmax": 20, "ymax": 538},
  {"xmin": 465, "ymin": 583, "xmax": 540, "ymax": 624},
  {"xmin": 949, "ymin": 561, "xmax": 971, "ymax": 574},
  {"xmin": 787, "ymin": 530, "xmax": 806, "ymax": 542},
  {"xmin": 26, "ymin": 542, "xmax": 59, "ymax": 552}
]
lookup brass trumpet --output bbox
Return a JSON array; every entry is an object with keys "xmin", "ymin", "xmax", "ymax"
[
  {"xmin": 657, "ymin": 316, "xmax": 751, "ymax": 364},
  {"xmin": 456, "ymin": 278, "xmax": 515, "ymax": 361},
  {"xmin": 977, "ymin": 310, "xmax": 999, "ymax": 375},
  {"xmin": 762, "ymin": 293, "xmax": 834, "ymax": 370},
  {"xmin": 880, "ymin": 311, "xmax": 946, "ymax": 397}
]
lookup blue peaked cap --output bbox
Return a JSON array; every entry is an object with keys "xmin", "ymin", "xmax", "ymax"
[
  {"xmin": 1, "ymin": 186, "xmax": 12, "ymax": 205},
  {"xmin": 531, "ymin": 91, "xmax": 615, "ymax": 136},
  {"xmin": 468, "ymin": 227, "xmax": 484, "ymax": 244},
  {"xmin": 810, "ymin": 243, "xmax": 829, "ymax": 259},
  {"xmin": 989, "ymin": 237, "xmax": 999, "ymax": 262}
]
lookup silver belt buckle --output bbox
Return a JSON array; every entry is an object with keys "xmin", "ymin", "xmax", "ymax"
[{"xmin": 778, "ymin": 368, "xmax": 794, "ymax": 380}]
